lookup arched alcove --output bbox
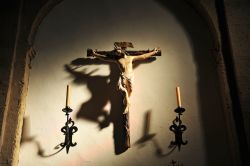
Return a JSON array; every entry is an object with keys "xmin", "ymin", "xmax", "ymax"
[{"xmin": 12, "ymin": 0, "xmax": 239, "ymax": 166}]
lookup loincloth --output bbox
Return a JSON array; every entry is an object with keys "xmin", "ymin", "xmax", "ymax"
[{"xmin": 118, "ymin": 73, "xmax": 134, "ymax": 96}]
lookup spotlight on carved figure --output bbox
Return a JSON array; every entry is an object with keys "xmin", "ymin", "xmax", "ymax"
[
  {"xmin": 135, "ymin": 110, "xmax": 156, "ymax": 146},
  {"xmin": 87, "ymin": 42, "xmax": 161, "ymax": 149}
]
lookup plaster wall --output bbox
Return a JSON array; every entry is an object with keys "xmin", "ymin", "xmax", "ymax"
[{"xmin": 18, "ymin": 0, "xmax": 233, "ymax": 166}]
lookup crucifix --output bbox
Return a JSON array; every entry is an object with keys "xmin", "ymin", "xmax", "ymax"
[{"xmin": 87, "ymin": 42, "xmax": 161, "ymax": 148}]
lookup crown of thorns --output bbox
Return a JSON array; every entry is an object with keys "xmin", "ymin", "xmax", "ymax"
[{"xmin": 114, "ymin": 42, "xmax": 134, "ymax": 50}]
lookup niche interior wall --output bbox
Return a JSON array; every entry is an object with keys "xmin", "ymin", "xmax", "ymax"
[{"xmin": 0, "ymin": 0, "xmax": 242, "ymax": 166}]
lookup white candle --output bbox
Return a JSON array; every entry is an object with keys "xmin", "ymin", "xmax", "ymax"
[
  {"xmin": 66, "ymin": 85, "xmax": 70, "ymax": 107},
  {"xmin": 176, "ymin": 86, "xmax": 182, "ymax": 107}
]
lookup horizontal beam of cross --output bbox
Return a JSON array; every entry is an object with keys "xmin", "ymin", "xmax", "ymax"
[{"xmin": 87, "ymin": 49, "xmax": 161, "ymax": 57}]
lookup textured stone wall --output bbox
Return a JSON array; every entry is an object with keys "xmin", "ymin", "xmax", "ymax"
[
  {"xmin": 0, "ymin": 0, "xmax": 60, "ymax": 165},
  {"xmin": 224, "ymin": 0, "xmax": 250, "ymax": 148}
]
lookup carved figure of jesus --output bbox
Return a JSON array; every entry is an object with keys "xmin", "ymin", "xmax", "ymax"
[{"xmin": 90, "ymin": 46, "xmax": 160, "ymax": 114}]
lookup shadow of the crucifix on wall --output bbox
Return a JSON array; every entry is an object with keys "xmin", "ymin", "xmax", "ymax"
[
  {"xmin": 64, "ymin": 56, "xmax": 156, "ymax": 155},
  {"xmin": 134, "ymin": 110, "xmax": 156, "ymax": 148}
]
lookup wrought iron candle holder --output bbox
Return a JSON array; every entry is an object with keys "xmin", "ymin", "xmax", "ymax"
[
  {"xmin": 60, "ymin": 106, "xmax": 78, "ymax": 154},
  {"xmin": 169, "ymin": 106, "xmax": 187, "ymax": 151},
  {"xmin": 168, "ymin": 159, "xmax": 183, "ymax": 166},
  {"xmin": 169, "ymin": 86, "xmax": 187, "ymax": 151},
  {"xmin": 60, "ymin": 85, "xmax": 78, "ymax": 154}
]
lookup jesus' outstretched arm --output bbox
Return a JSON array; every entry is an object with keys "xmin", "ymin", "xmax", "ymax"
[
  {"xmin": 90, "ymin": 49, "xmax": 116, "ymax": 62},
  {"xmin": 132, "ymin": 47, "xmax": 160, "ymax": 61}
]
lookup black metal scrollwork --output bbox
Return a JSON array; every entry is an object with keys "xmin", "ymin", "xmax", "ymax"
[
  {"xmin": 61, "ymin": 106, "xmax": 78, "ymax": 153},
  {"xmin": 169, "ymin": 107, "xmax": 187, "ymax": 151},
  {"xmin": 167, "ymin": 159, "xmax": 183, "ymax": 166}
]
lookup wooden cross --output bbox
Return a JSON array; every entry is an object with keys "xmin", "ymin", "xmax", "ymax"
[
  {"xmin": 87, "ymin": 42, "xmax": 161, "ymax": 58},
  {"xmin": 87, "ymin": 42, "xmax": 161, "ymax": 149}
]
